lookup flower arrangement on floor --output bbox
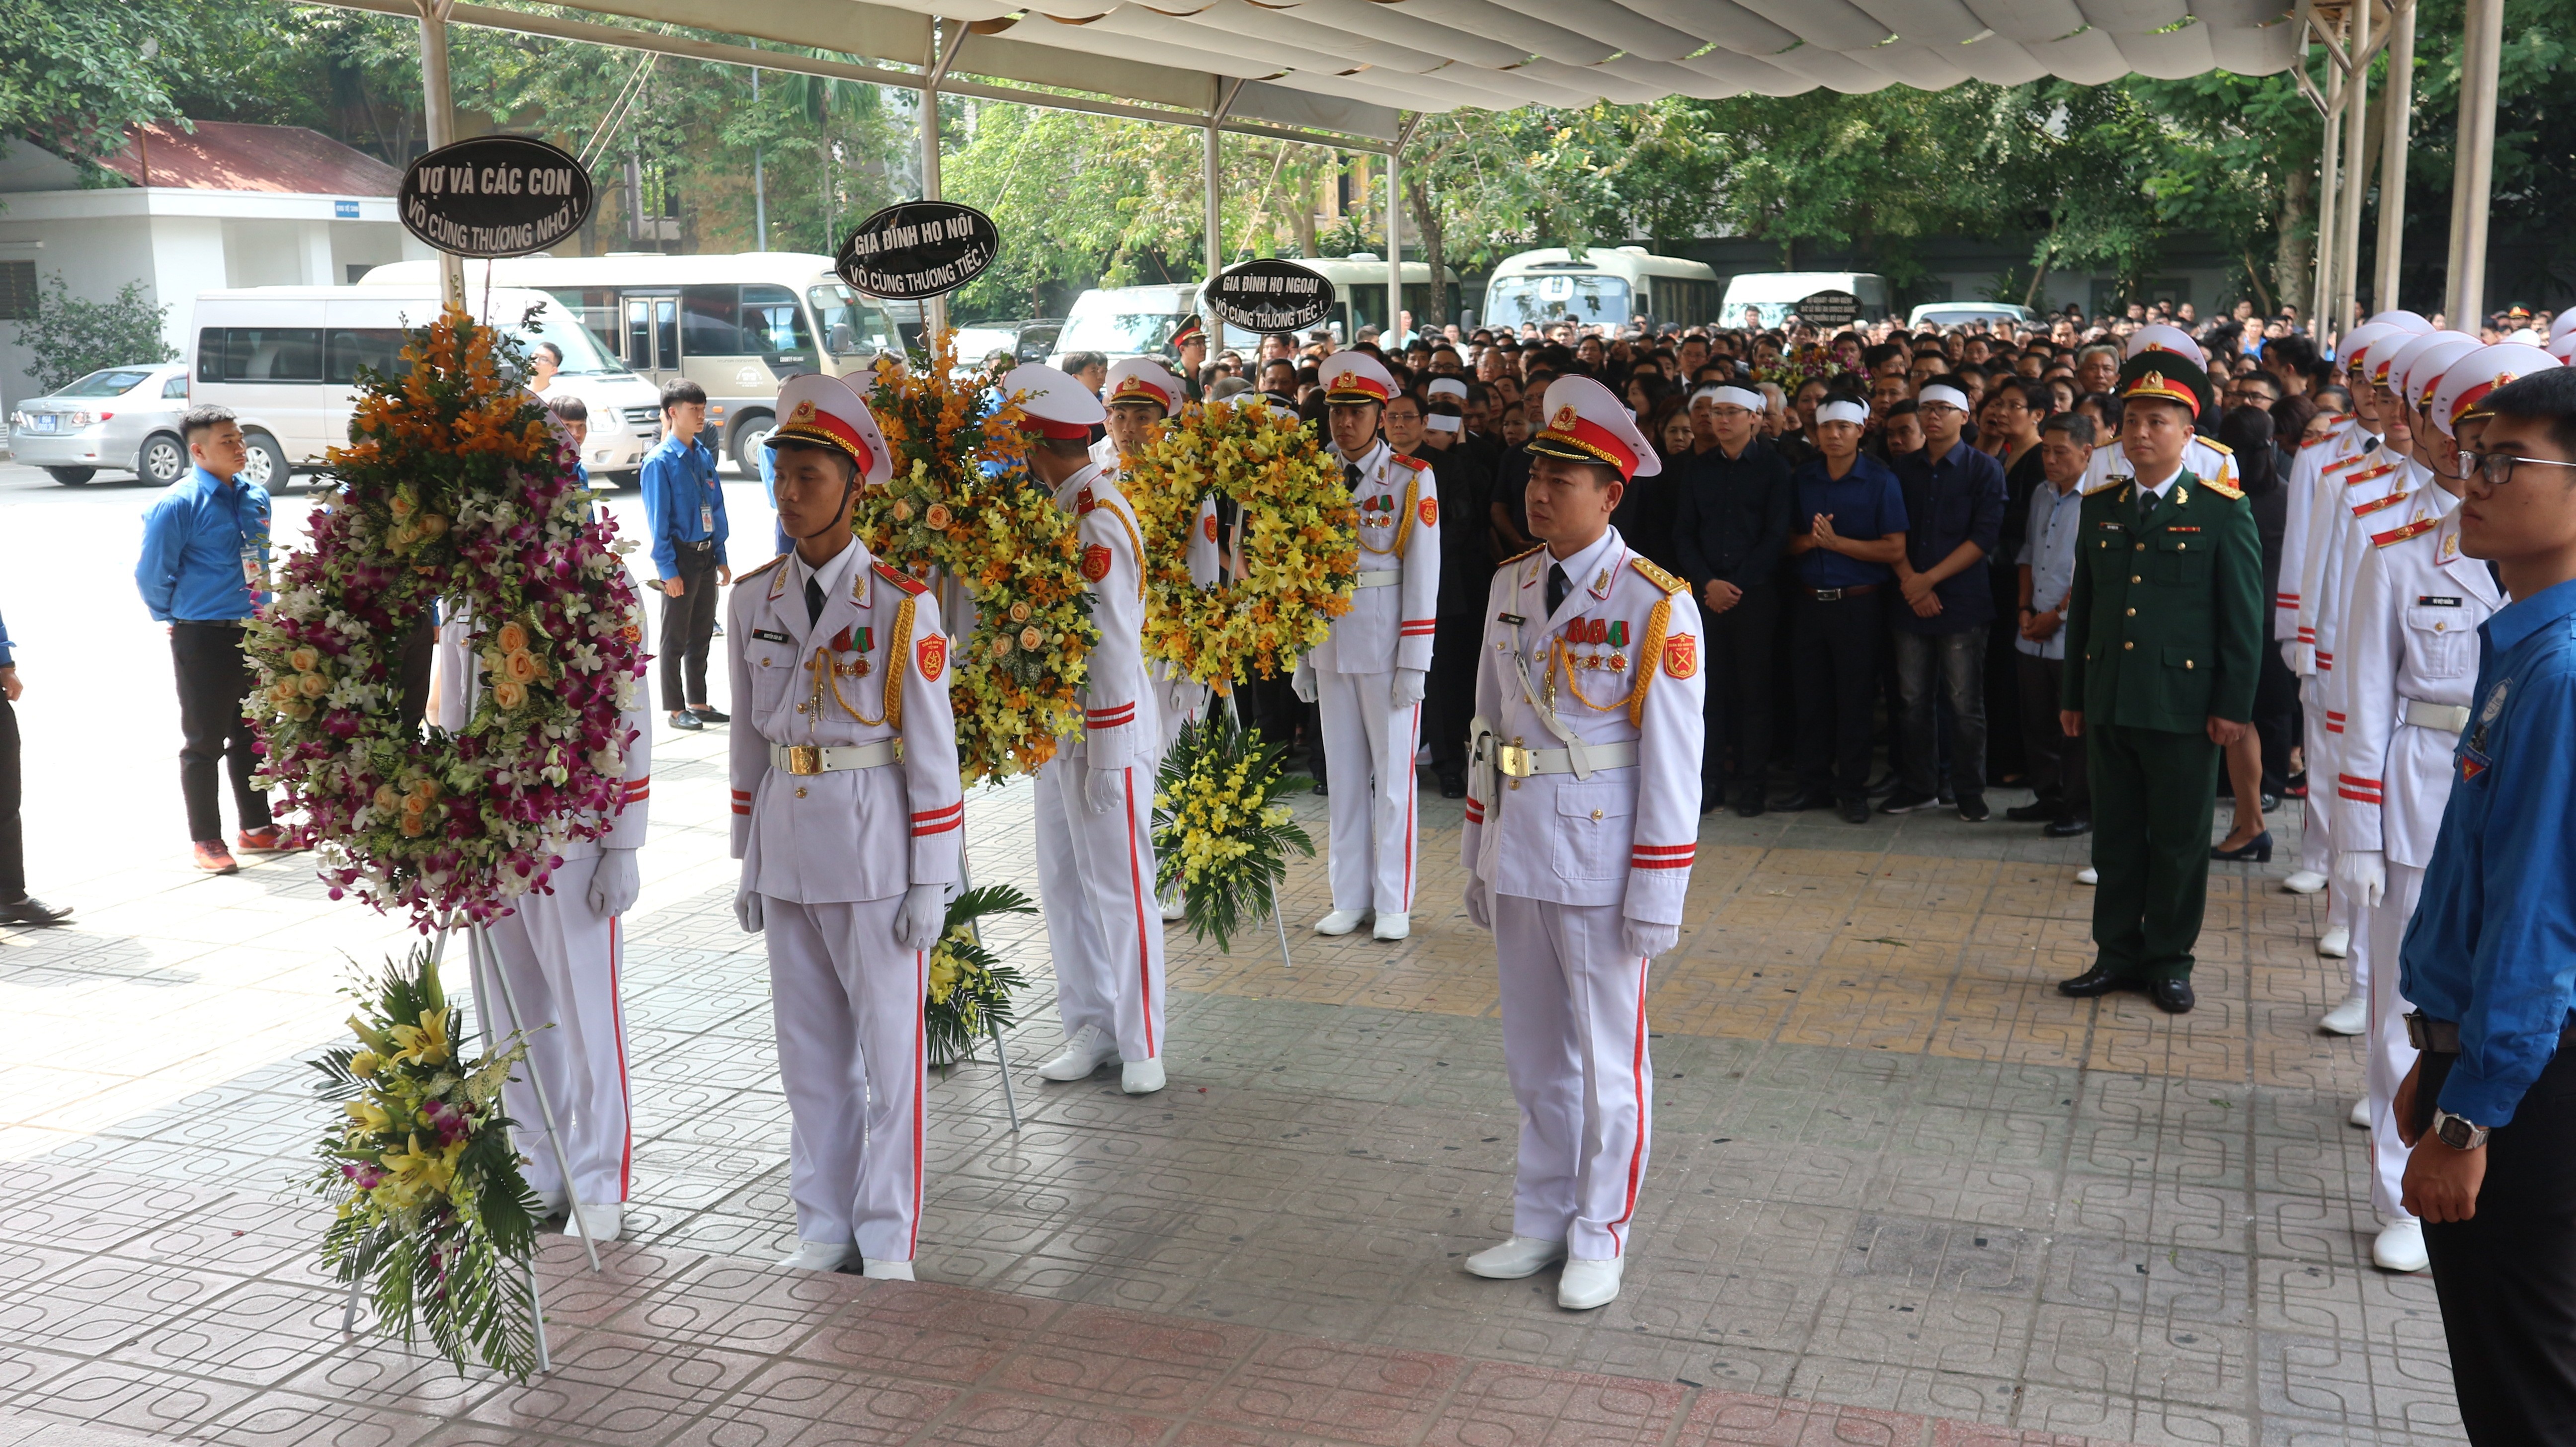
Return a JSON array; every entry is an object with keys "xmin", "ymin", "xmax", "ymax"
[
  {"xmin": 1121, "ymin": 397, "xmax": 1358, "ymax": 692},
  {"xmin": 311, "ymin": 943, "xmax": 542, "ymax": 1380},
  {"xmin": 1753, "ymin": 343, "xmax": 1854, "ymax": 395},
  {"xmin": 856, "ymin": 331, "xmax": 1096, "ymax": 786},
  {"xmin": 1151, "ymin": 708, "xmax": 1314, "ymax": 951},
  {"xmin": 925, "ymin": 883, "xmax": 1037, "ymax": 1066},
  {"xmin": 245, "ymin": 305, "xmax": 646, "ymax": 930}
]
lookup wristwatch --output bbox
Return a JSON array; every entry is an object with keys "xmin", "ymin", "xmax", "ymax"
[{"xmin": 2431, "ymin": 1108, "xmax": 2491, "ymax": 1151}]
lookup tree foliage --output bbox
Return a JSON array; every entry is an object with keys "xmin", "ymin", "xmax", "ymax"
[{"xmin": 13, "ymin": 273, "xmax": 177, "ymax": 392}]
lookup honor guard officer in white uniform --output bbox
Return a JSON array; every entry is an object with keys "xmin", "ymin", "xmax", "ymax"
[
  {"xmin": 435, "ymin": 595, "xmax": 651, "ymax": 1243},
  {"xmin": 1097, "ymin": 358, "xmax": 1219, "ymax": 764},
  {"xmin": 1294, "ymin": 351, "xmax": 1441, "ymax": 941},
  {"xmin": 1459, "ymin": 376, "xmax": 1704, "ymax": 1312},
  {"xmin": 1010, "ymin": 364, "xmax": 1170, "ymax": 1097},
  {"xmin": 729, "ymin": 374, "xmax": 963, "ymax": 1279}
]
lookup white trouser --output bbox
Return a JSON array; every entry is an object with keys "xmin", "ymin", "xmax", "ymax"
[
  {"xmin": 1495, "ymin": 894, "xmax": 1652, "ymax": 1262},
  {"xmin": 2299, "ymin": 675, "xmax": 2334, "ymax": 877},
  {"xmin": 472, "ymin": 854, "xmax": 632, "ymax": 1207},
  {"xmin": 1034, "ymin": 754, "xmax": 1167, "ymax": 1062},
  {"xmin": 763, "ymin": 894, "xmax": 925, "ymax": 1262},
  {"xmin": 2365, "ymin": 861, "xmax": 2425, "ymax": 1225},
  {"xmin": 1318, "ymin": 669, "xmax": 1422, "ymax": 916}
]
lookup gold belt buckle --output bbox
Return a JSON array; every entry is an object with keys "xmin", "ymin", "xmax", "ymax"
[
  {"xmin": 785, "ymin": 745, "xmax": 824, "ymax": 775},
  {"xmin": 1497, "ymin": 744, "xmax": 1533, "ymax": 778}
]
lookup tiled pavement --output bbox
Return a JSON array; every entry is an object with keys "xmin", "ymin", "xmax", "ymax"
[{"xmin": 0, "ymin": 482, "xmax": 2456, "ymax": 1447}]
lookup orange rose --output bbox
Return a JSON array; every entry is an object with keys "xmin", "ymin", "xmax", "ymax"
[
  {"xmin": 925, "ymin": 504, "xmax": 953, "ymax": 531},
  {"xmin": 502, "ymin": 649, "xmax": 542, "ymax": 684},
  {"xmin": 491, "ymin": 678, "xmax": 528, "ymax": 711},
  {"xmin": 298, "ymin": 672, "xmax": 329, "ymax": 699}
]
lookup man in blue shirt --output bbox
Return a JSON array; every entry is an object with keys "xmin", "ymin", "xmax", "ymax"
[
  {"xmin": 135, "ymin": 406, "xmax": 287, "ymax": 874},
  {"xmin": 2392, "ymin": 368, "xmax": 2576, "ymax": 1444},
  {"xmin": 641, "ymin": 379, "xmax": 730, "ymax": 731},
  {"xmin": 1779, "ymin": 395, "xmax": 1908, "ymax": 823},
  {"xmin": 2012, "ymin": 413, "xmax": 2095, "ymax": 836},
  {"xmin": 0, "ymin": 603, "xmax": 69, "ymax": 924},
  {"xmin": 1885, "ymin": 383, "xmax": 2008, "ymax": 821}
]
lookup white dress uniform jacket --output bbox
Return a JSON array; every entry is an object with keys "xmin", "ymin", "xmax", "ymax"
[
  {"xmin": 2284, "ymin": 429, "xmax": 2382, "ymax": 885},
  {"xmin": 2275, "ymin": 417, "xmax": 2364, "ymax": 671},
  {"xmin": 1096, "ymin": 442, "xmax": 1217, "ymax": 756},
  {"xmin": 2330, "ymin": 498, "xmax": 2495, "ymax": 1226},
  {"xmin": 1313, "ymin": 438, "xmax": 1441, "ymax": 918},
  {"xmin": 1034, "ymin": 463, "xmax": 1168, "ymax": 1063},
  {"xmin": 726, "ymin": 538, "xmax": 963, "ymax": 1260},
  {"xmin": 434, "ymin": 613, "xmax": 651, "ymax": 1209},
  {"xmin": 1460, "ymin": 528, "xmax": 1705, "ymax": 1261}
]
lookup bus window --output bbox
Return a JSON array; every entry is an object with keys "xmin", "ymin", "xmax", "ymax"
[
  {"xmin": 547, "ymin": 287, "xmax": 620, "ymax": 358},
  {"xmin": 654, "ymin": 300, "xmax": 678, "ymax": 373},
  {"xmin": 325, "ymin": 328, "xmax": 406, "ymax": 384},
  {"xmin": 741, "ymin": 284, "xmax": 817, "ymax": 375},
  {"xmin": 807, "ymin": 284, "xmax": 897, "ymax": 360},
  {"xmin": 680, "ymin": 285, "xmax": 740, "ymax": 358},
  {"xmin": 624, "ymin": 299, "xmax": 653, "ymax": 370}
]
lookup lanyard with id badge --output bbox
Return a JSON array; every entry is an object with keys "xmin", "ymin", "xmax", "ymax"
[{"xmin": 234, "ymin": 487, "xmax": 272, "ymax": 598}]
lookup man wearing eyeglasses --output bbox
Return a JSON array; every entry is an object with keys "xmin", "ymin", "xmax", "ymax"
[{"xmin": 2388, "ymin": 365, "xmax": 2576, "ymax": 1445}]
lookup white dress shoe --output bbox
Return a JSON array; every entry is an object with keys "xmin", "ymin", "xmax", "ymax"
[
  {"xmin": 1463, "ymin": 1236, "xmax": 1566, "ymax": 1280},
  {"xmin": 2349, "ymin": 1096, "xmax": 2371, "ymax": 1128},
  {"xmin": 1371, "ymin": 911, "xmax": 1411, "ymax": 941},
  {"xmin": 2075, "ymin": 867, "xmax": 2099, "ymax": 886},
  {"xmin": 778, "ymin": 1240, "xmax": 856, "ymax": 1272},
  {"xmin": 1557, "ymin": 1256, "xmax": 1624, "ymax": 1310},
  {"xmin": 2319, "ymin": 987, "xmax": 2368, "ymax": 1035},
  {"xmin": 1037, "ymin": 1024, "xmax": 1117, "ymax": 1082},
  {"xmin": 1121, "ymin": 1056, "xmax": 1166, "ymax": 1094},
  {"xmin": 861, "ymin": 1259, "xmax": 916, "ymax": 1281},
  {"xmin": 2373, "ymin": 1219, "xmax": 2429, "ymax": 1273},
  {"xmin": 2318, "ymin": 925, "xmax": 2351, "ymax": 960},
  {"xmin": 2283, "ymin": 869, "xmax": 2329, "ymax": 895},
  {"xmin": 568, "ymin": 1202, "xmax": 622, "ymax": 1242},
  {"xmin": 1315, "ymin": 908, "xmax": 1372, "ymax": 936}
]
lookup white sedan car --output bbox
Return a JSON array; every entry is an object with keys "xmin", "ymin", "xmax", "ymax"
[{"xmin": 8, "ymin": 363, "xmax": 193, "ymax": 486}]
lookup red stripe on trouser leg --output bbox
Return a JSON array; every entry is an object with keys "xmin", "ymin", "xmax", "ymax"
[
  {"xmin": 909, "ymin": 946, "xmax": 925, "ymax": 1259},
  {"xmin": 612, "ymin": 917, "xmax": 632, "ymax": 1201},
  {"xmin": 1609, "ymin": 951, "xmax": 1650, "ymax": 1256},
  {"xmin": 1124, "ymin": 769, "xmax": 1155, "ymax": 1058},
  {"xmin": 1402, "ymin": 704, "xmax": 1419, "ymax": 909}
]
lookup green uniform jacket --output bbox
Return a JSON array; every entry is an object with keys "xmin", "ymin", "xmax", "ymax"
[{"xmin": 2060, "ymin": 470, "xmax": 2264, "ymax": 731}]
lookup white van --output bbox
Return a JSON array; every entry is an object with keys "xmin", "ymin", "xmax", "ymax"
[
  {"xmin": 189, "ymin": 285, "xmax": 663, "ymax": 488},
  {"xmin": 1718, "ymin": 272, "xmax": 1892, "ymax": 331},
  {"xmin": 1483, "ymin": 247, "xmax": 1720, "ymax": 332},
  {"xmin": 1053, "ymin": 260, "xmax": 1468, "ymax": 368}
]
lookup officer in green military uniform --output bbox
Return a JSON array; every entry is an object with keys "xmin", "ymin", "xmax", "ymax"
[{"xmin": 2056, "ymin": 354, "xmax": 2263, "ymax": 1014}]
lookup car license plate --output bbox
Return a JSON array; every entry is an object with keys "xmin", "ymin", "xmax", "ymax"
[{"xmin": 27, "ymin": 414, "xmax": 56, "ymax": 433}]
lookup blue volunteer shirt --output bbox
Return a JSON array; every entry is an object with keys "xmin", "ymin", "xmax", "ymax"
[
  {"xmin": 2398, "ymin": 574, "xmax": 2576, "ymax": 1126},
  {"xmin": 1790, "ymin": 453, "xmax": 1908, "ymax": 592},
  {"xmin": 641, "ymin": 431, "xmax": 726, "ymax": 577},
  {"xmin": 0, "ymin": 604, "xmax": 14, "ymax": 668},
  {"xmin": 135, "ymin": 466, "xmax": 273, "ymax": 623}
]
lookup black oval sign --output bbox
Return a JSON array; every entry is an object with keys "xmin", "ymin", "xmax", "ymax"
[
  {"xmin": 1206, "ymin": 259, "xmax": 1336, "ymax": 334},
  {"xmin": 399, "ymin": 136, "xmax": 593, "ymax": 259},
  {"xmin": 836, "ymin": 201, "xmax": 1000, "ymax": 301},
  {"xmin": 1794, "ymin": 289, "xmax": 1862, "ymax": 327}
]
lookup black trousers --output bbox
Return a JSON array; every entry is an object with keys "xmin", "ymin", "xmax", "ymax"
[
  {"xmin": 2015, "ymin": 652, "xmax": 2089, "ymax": 817},
  {"xmin": 656, "ymin": 545, "xmax": 721, "ymax": 711},
  {"xmin": 2253, "ymin": 644, "xmax": 2299, "ymax": 796},
  {"xmin": 171, "ymin": 622, "xmax": 272, "ymax": 843},
  {"xmin": 1703, "ymin": 583, "xmax": 1778, "ymax": 802},
  {"xmin": 2419, "ymin": 1046, "xmax": 2576, "ymax": 1446},
  {"xmin": 1791, "ymin": 592, "xmax": 1881, "ymax": 803},
  {"xmin": 1425, "ymin": 614, "xmax": 1481, "ymax": 780},
  {"xmin": 0, "ymin": 695, "xmax": 21, "ymax": 901}
]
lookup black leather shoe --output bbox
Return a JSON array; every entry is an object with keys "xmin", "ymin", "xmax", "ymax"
[
  {"xmin": 2150, "ymin": 978, "xmax": 2196, "ymax": 1014},
  {"xmin": 667, "ymin": 710, "xmax": 704, "ymax": 731},
  {"xmin": 0, "ymin": 895, "xmax": 72, "ymax": 926},
  {"xmin": 690, "ymin": 706, "xmax": 731, "ymax": 724},
  {"xmin": 1774, "ymin": 789, "xmax": 1837, "ymax": 812},
  {"xmin": 2004, "ymin": 801, "xmax": 2057, "ymax": 823},
  {"xmin": 1839, "ymin": 800, "xmax": 1872, "ymax": 824},
  {"xmin": 2043, "ymin": 815, "xmax": 2093, "ymax": 838},
  {"xmin": 1439, "ymin": 775, "xmax": 1467, "ymax": 800},
  {"xmin": 1734, "ymin": 789, "xmax": 1766, "ymax": 818},
  {"xmin": 2058, "ymin": 963, "xmax": 2127, "ymax": 997}
]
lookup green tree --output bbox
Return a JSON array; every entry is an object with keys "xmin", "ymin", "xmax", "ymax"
[
  {"xmin": 14, "ymin": 273, "xmax": 177, "ymax": 391},
  {"xmin": 0, "ymin": 0, "xmax": 218, "ymax": 171}
]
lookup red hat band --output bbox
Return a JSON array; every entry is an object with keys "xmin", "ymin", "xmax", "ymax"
[
  {"xmin": 1110, "ymin": 377, "xmax": 1174, "ymax": 410},
  {"xmin": 2450, "ymin": 375, "xmax": 2514, "ymax": 426},
  {"xmin": 1327, "ymin": 371, "xmax": 1390, "ymax": 402},
  {"xmin": 777, "ymin": 401, "xmax": 878, "ymax": 477},
  {"xmin": 1539, "ymin": 410, "xmax": 1639, "ymax": 480},
  {"xmin": 2122, "ymin": 370, "xmax": 2199, "ymax": 418}
]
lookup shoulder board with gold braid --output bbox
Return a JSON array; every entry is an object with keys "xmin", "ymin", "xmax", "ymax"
[
  {"xmin": 2081, "ymin": 474, "xmax": 2127, "ymax": 496},
  {"xmin": 1497, "ymin": 543, "xmax": 1546, "ymax": 567},
  {"xmin": 872, "ymin": 562, "xmax": 927, "ymax": 596},
  {"xmin": 1629, "ymin": 556, "xmax": 1687, "ymax": 594},
  {"xmin": 738, "ymin": 555, "xmax": 789, "ymax": 583},
  {"xmin": 2374, "ymin": 515, "xmax": 2440, "ymax": 548},
  {"xmin": 2197, "ymin": 437, "xmax": 2234, "ymax": 457},
  {"xmin": 1391, "ymin": 452, "xmax": 1429, "ymax": 473},
  {"xmin": 2198, "ymin": 470, "xmax": 2243, "ymax": 500}
]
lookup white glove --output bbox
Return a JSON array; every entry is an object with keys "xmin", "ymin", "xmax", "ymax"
[
  {"xmin": 1084, "ymin": 759, "xmax": 1126, "ymax": 815},
  {"xmin": 1291, "ymin": 660, "xmax": 1318, "ymax": 704},
  {"xmin": 1390, "ymin": 667, "xmax": 1427, "ymax": 709},
  {"xmin": 586, "ymin": 847, "xmax": 641, "ymax": 917},
  {"xmin": 894, "ymin": 882, "xmax": 947, "ymax": 952},
  {"xmin": 733, "ymin": 889, "xmax": 765, "ymax": 934},
  {"xmin": 2280, "ymin": 640, "xmax": 2302, "ymax": 672},
  {"xmin": 1622, "ymin": 918, "xmax": 1680, "ymax": 961},
  {"xmin": 2333, "ymin": 849, "xmax": 2387, "ymax": 909},
  {"xmin": 1463, "ymin": 875, "xmax": 1493, "ymax": 931}
]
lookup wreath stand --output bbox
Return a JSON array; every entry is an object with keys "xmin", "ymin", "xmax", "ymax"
[{"xmin": 941, "ymin": 814, "xmax": 1024, "ymax": 1133}]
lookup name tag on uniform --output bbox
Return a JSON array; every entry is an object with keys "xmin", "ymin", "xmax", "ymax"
[
  {"xmin": 2095, "ymin": 522, "xmax": 2127, "ymax": 532},
  {"xmin": 2418, "ymin": 596, "xmax": 2463, "ymax": 607},
  {"xmin": 1497, "ymin": 612, "xmax": 1526, "ymax": 626},
  {"xmin": 752, "ymin": 628, "xmax": 791, "ymax": 643}
]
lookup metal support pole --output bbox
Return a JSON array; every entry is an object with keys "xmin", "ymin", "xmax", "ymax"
[
  {"xmin": 415, "ymin": 0, "xmax": 466, "ymax": 310},
  {"xmin": 985, "ymin": 1016, "xmax": 1021, "ymax": 1131},
  {"xmin": 2331, "ymin": 0, "xmax": 2371, "ymax": 338},
  {"xmin": 1385, "ymin": 138, "xmax": 1403, "ymax": 345},
  {"xmin": 2448, "ymin": 0, "xmax": 2501, "ymax": 326},
  {"xmin": 2312, "ymin": 42, "xmax": 2343, "ymax": 336},
  {"xmin": 1205, "ymin": 121, "xmax": 1223, "ymax": 288},
  {"xmin": 751, "ymin": 67, "xmax": 767, "ymax": 249},
  {"xmin": 2373, "ymin": 0, "xmax": 2415, "ymax": 314},
  {"xmin": 473, "ymin": 922, "xmax": 604, "ymax": 1274},
  {"xmin": 917, "ymin": 19, "xmax": 967, "ymax": 344}
]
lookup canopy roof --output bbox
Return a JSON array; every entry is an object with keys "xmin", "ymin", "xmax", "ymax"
[{"xmin": 344, "ymin": 0, "xmax": 2302, "ymax": 151}]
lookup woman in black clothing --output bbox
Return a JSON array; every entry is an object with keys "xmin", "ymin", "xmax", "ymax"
[{"xmin": 2215, "ymin": 404, "xmax": 2298, "ymax": 853}]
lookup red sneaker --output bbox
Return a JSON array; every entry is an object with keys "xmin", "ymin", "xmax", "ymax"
[
  {"xmin": 236, "ymin": 826, "xmax": 294, "ymax": 854},
  {"xmin": 192, "ymin": 841, "xmax": 240, "ymax": 875}
]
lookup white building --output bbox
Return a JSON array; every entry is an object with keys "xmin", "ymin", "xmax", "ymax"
[{"xmin": 0, "ymin": 120, "xmax": 431, "ymax": 410}]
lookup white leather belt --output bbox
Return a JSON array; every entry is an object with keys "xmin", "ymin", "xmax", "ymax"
[
  {"xmin": 2401, "ymin": 698, "xmax": 2471, "ymax": 733},
  {"xmin": 1495, "ymin": 740, "xmax": 1638, "ymax": 778},
  {"xmin": 769, "ymin": 739, "xmax": 902, "ymax": 775},
  {"xmin": 1355, "ymin": 569, "xmax": 1402, "ymax": 588}
]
